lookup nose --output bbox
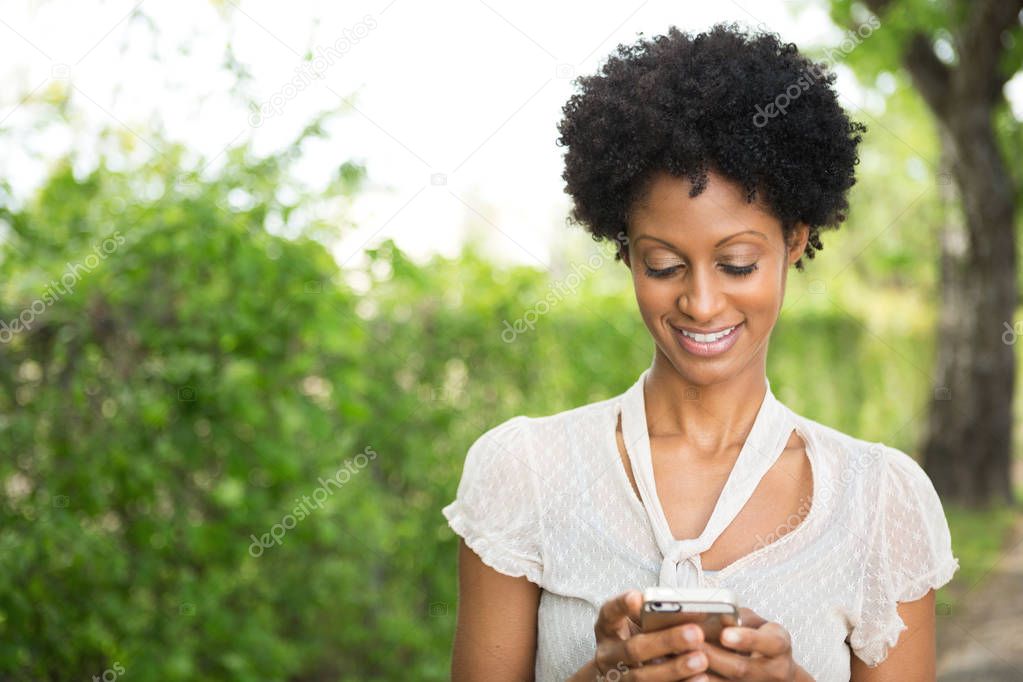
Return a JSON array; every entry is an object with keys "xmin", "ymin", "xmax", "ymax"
[{"xmin": 676, "ymin": 263, "xmax": 726, "ymax": 322}]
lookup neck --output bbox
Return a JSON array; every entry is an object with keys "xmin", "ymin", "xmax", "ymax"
[{"xmin": 643, "ymin": 351, "xmax": 768, "ymax": 457}]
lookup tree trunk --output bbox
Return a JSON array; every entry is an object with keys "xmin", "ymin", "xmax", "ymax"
[
  {"xmin": 859, "ymin": 0, "xmax": 1021, "ymax": 508},
  {"xmin": 923, "ymin": 125, "xmax": 1016, "ymax": 508}
]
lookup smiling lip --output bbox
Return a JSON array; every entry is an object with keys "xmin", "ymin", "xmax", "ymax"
[
  {"xmin": 674, "ymin": 323, "xmax": 742, "ymax": 335},
  {"xmin": 671, "ymin": 321, "xmax": 744, "ymax": 357}
]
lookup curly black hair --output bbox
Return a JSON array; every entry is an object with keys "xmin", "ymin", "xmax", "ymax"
[{"xmin": 556, "ymin": 23, "xmax": 866, "ymax": 271}]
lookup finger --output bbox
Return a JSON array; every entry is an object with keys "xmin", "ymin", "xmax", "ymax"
[
  {"xmin": 620, "ymin": 648, "xmax": 709, "ymax": 681},
  {"xmin": 669, "ymin": 673, "xmax": 726, "ymax": 682},
  {"xmin": 596, "ymin": 590, "xmax": 644, "ymax": 639},
  {"xmin": 701, "ymin": 640, "xmax": 761, "ymax": 680},
  {"xmin": 604, "ymin": 623, "xmax": 705, "ymax": 669},
  {"xmin": 645, "ymin": 623, "xmax": 705, "ymax": 659},
  {"xmin": 720, "ymin": 621, "xmax": 791, "ymax": 657},
  {"xmin": 737, "ymin": 607, "xmax": 767, "ymax": 628}
]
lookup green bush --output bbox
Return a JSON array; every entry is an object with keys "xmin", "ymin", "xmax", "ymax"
[{"xmin": 0, "ymin": 134, "xmax": 945, "ymax": 680}]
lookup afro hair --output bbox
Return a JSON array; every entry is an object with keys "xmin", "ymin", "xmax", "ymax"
[{"xmin": 556, "ymin": 22, "xmax": 866, "ymax": 270}]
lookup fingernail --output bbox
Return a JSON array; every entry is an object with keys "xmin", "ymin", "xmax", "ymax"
[
  {"xmin": 684, "ymin": 625, "xmax": 700, "ymax": 643},
  {"xmin": 722, "ymin": 628, "xmax": 740, "ymax": 644},
  {"xmin": 687, "ymin": 653, "xmax": 705, "ymax": 670}
]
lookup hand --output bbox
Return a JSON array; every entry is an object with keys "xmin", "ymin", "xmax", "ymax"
[
  {"xmin": 583, "ymin": 589, "xmax": 712, "ymax": 681},
  {"xmin": 697, "ymin": 607, "xmax": 805, "ymax": 681}
]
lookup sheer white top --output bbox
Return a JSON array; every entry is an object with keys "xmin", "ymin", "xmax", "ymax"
[{"xmin": 442, "ymin": 366, "xmax": 959, "ymax": 681}]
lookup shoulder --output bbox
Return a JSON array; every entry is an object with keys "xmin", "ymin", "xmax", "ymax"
[
  {"xmin": 789, "ymin": 411, "xmax": 889, "ymax": 479},
  {"xmin": 527, "ymin": 393, "xmax": 618, "ymax": 437},
  {"xmin": 845, "ymin": 443, "xmax": 958, "ymax": 666},
  {"xmin": 872, "ymin": 444, "xmax": 950, "ymax": 536},
  {"xmin": 459, "ymin": 393, "xmax": 618, "ymax": 488},
  {"xmin": 787, "ymin": 413, "xmax": 943, "ymax": 522},
  {"xmin": 461, "ymin": 414, "xmax": 535, "ymax": 479},
  {"xmin": 472, "ymin": 392, "xmax": 618, "ymax": 451},
  {"xmin": 801, "ymin": 418, "xmax": 953, "ymax": 564},
  {"xmin": 875, "ymin": 443, "xmax": 939, "ymax": 496}
]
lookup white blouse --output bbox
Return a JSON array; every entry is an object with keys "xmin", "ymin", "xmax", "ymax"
[{"xmin": 442, "ymin": 366, "xmax": 959, "ymax": 681}]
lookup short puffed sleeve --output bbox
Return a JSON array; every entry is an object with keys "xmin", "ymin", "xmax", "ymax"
[
  {"xmin": 442, "ymin": 416, "xmax": 544, "ymax": 586},
  {"xmin": 848, "ymin": 445, "xmax": 959, "ymax": 666}
]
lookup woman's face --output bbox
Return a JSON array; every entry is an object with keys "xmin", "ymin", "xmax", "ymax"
[{"xmin": 622, "ymin": 169, "xmax": 809, "ymax": 386}]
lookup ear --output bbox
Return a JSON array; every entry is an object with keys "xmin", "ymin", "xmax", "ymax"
[
  {"xmin": 617, "ymin": 233, "xmax": 632, "ymax": 270},
  {"xmin": 787, "ymin": 223, "xmax": 810, "ymax": 266}
]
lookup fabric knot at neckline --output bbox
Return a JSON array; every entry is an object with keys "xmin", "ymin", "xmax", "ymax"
[{"xmin": 618, "ymin": 366, "xmax": 797, "ymax": 588}]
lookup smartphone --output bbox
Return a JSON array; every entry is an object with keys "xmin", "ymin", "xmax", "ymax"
[{"xmin": 640, "ymin": 586, "xmax": 741, "ymax": 645}]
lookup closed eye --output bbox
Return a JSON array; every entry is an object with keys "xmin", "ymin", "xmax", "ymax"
[
  {"xmin": 644, "ymin": 265, "xmax": 680, "ymax": 278},
  {"xmin": 723, "ymin": 263, "xmax": 758, "ymax": 277},
  {"xmin": 644, "ymin": 263, "xmax": 759, "ymax": 278}
]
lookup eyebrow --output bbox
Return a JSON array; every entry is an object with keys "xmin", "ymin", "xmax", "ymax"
[{"xmin": 635, "ymin": 229, "xmax": 768, "ymax": 250}]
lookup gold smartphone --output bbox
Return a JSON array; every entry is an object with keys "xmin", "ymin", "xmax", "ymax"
[{"xmin": 640, "ymin": 586, "xmax": 741, "ymax": 645}]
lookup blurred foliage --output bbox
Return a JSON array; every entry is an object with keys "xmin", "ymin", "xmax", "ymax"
[
  {"xmin": 827, "ymin": 0, "xmax": 1023, "ymax": 83},
  {"xmin": 1, "ymin": 3, "xmax": 1022, "ymax": 676},
  {"xmin": 827, "ymin": 0, "xmax": 1023, "ymax": 201},
  {"xmin": 0, "ymin": 130, "xmax": 949, "ymax": 678},
  {"xmin": 0, "ymin": 131, "xmax": 383, "ymax": 680},
  {"xmin": 0, "ymin": 127, "xmax": 1003, "ymax": 678}
]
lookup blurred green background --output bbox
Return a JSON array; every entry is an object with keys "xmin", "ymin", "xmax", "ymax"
[{"xmin": 1, "ymin": 1, "xmax": 1022, "ymax": 680}]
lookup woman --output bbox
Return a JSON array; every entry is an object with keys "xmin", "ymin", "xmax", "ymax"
[{"xmin": 442, "ymin": 23, "xmax": 958, "ymax": 682}]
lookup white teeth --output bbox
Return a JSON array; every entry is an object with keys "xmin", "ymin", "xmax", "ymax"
[{"xmin": 680, "ymin": 325, "xmax": 736, "ymax": 343}]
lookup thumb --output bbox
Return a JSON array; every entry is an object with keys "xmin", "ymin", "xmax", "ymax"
[
  {"xmin": 624, "ymin": 589, "xmax": 643, "ymax": 637},
  {"xmin": 597, "ymin": 589, "xmax": 644, "ymax": 640},
  {"xmin": 738, "ymin": 607, "xmax": 767, "ymax": 628}
]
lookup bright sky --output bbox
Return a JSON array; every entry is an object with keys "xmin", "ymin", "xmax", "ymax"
[{"xmin": 2, "ymin": 0, "xmax": 1020, "ymax": 273}]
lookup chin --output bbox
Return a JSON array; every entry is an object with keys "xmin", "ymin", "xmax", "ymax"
[
  {"xmin": 657, "ymin": 330, "xmax": 761, "ymax": 386},
  {"xmin": 659, "ymin": 347, "xmax": 731, "ymax": 386}
]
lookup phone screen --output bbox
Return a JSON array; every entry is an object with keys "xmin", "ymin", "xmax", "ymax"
[
  {"xmin": 641, "ymin": 610, "xmax": 733, "ymax": 642},
  {"xmin": 640, "ymin": 596, "xmax": 741, "ymax": 644}
]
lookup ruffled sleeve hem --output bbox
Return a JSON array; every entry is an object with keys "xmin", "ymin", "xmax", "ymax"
[
  {"xmin": 443, "ymin": 500, "xmax": 544, "ymax": 587},
  {"xmin": 852, "ymin": 554, "xmax": 960, "ymax": 667}
]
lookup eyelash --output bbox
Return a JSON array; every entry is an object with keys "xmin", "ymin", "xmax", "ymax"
[{"xmin": 644, "ymin": 263, "xmax": 759, "ymax": 279}]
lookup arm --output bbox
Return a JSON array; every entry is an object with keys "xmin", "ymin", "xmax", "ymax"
[
  {"xmin": 850, "ymin": 589, "xmax": 936, "ymax": 682},
  {"xmin": 451, "ymin": 538, "xmax": 541, "ymax": 682}
]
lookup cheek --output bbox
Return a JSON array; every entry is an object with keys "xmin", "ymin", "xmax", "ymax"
[
  {"xmin": 737, "ymin": 284, "xmax": 780, "ymax": 315},
  {"xmin": 743, "ymin": 277, "xmax": 777, "ymax": 301},
  {"xmin": 632, "ymin": 278, "xmax": 677, "ymax": 312}
]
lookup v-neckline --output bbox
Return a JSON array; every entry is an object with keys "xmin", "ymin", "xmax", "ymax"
[{"xmin": 616, "ymin": 366, "xmax": 804, "ymax": 587}]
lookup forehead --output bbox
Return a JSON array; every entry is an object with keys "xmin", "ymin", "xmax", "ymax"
[{"xmin": 629, "ymin": 170, "xmax": 782, "ymax": 246}]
